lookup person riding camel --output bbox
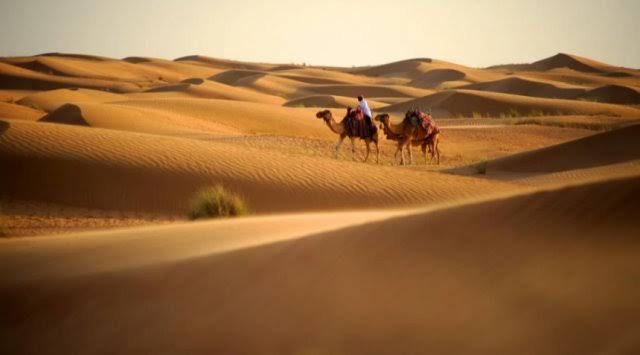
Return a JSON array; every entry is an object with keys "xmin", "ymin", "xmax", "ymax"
[{"xmin": 357, "ymin": 95, "xmax": 375, "ymax": 130}]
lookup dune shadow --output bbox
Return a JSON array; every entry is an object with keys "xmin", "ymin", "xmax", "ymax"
[
  {"xmin": 39, "ymin": 104, "xmax": 89, "ymax": 126},
  {"xmin": 0, "ymin": 120, "xmax": 9, "ymax": 135}
]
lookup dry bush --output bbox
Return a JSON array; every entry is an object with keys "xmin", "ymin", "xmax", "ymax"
[{"xmin": 188, "ymin": 185, "xmax": 248, "ymax": 220}]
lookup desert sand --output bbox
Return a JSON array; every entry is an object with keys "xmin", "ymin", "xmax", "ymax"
[{"xmin": 1, "ymin": 52, "xmax": 639, "ymax": 354}]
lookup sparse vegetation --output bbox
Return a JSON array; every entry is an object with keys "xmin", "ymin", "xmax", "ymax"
[
  {"xmin": 475, "ymin": 161, "xmax": 488, "ymax": 175},
  {"xmin": 472, "ymin": 112, "xmax": 484, "ymax": 119},
  {"xmin": 528, "ymin": 109, "xmax": 545, "ymax": 117},
  {"xmin": 578, "ymin": 97, "xmax": 600, "ymax": 103},
  {"xmin": 511, "ymin": 118, "xmax": 615, "ymax": 131},
  {"xmin": 187, "ymin": 185, "xmax": 248, "ymax": 220}
]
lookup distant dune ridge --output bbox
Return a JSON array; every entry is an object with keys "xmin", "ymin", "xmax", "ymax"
[
  {"xmin": 1, "ymin": 51, "xmax": 640, "ymax": 354},
  {"xmin": 489, "ymin": 53, "xmax": 626, "ymax": 73}
]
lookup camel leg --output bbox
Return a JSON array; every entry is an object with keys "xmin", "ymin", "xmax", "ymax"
[
  {"xmin": 408, "ymin": 142, "xmax": 413, "ymax": 165},
  {"xmin": 350, "ymin": 137, "xmax": 356, "ymax": 161},
  {"xmin": 335, "ymin": 134, "xmax": 346, "ymax": 159},
  {"xmin": 398, "ymin": 143, "xmax": 405, "ymax": 165},
  {"xmin": 375, "ymin": 140, "xmax": 380, "ymax": 164},
  {"xmin": 434, "ymin": 135, "xmax": 440, "ymax": 165},
  {"xmin": 364, "ymin": 139, "xmax": 371, "ymax": 163},
  {"xmin": 421, "ymin": 143, "xmax": 428, "ymax": 164}
]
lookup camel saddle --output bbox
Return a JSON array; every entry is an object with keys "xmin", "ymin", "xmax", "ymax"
[
  {"xmin": 350, "ymin": 107, "xmax": 365, "ymax": 121},
  {"xmin": 418, "ymin": 111, "xmax": 440, "ymax": 138},
  {"xmin": 345, "ymin": 107, "xmax": 376, "ymax": 139}
]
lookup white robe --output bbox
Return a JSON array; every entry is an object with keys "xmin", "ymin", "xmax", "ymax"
[{"xmin": 358, "ymin": 99, "xmax": 372, "ymax": 118}]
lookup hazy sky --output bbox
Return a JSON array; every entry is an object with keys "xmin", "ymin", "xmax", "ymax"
[{"xmin": 1, "ymin": 0, "xmax": 638, "ymax": 68}]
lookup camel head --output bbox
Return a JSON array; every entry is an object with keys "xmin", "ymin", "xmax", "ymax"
[
  {"xmin": 374, "ymin": 113, "xmax": 389, "ymax": 122},
  {"xmin": 315, "ymin": 109, "xmax": 332, "ymax": 121},
  {"xmin": 374, "ymin": 113, "xmax": 390, "ymax": 130}
]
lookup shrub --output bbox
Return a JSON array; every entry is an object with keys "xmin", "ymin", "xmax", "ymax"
[
  {"xmin": 528, "ymin": 109, "xmax": 545, "ymax": 117},
  {"xmin": 188, "ymin": 185, "xmax": 248, "ymax": 220},
  {"xmin": 472, "ymin": 112, "xmax": 483, "ymax": 119}
]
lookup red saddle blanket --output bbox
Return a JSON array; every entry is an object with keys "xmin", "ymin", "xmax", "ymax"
[
  {"xmin": 344, "ymin": 107, "xmax": 375, "ymax": 138},
  {"xmin": 418, "ymin": 111, "xmax": 440, "ymax": 137},
  {"xmin": 350, "ymin": 107, "xmax": 365, "ymax": 121}
]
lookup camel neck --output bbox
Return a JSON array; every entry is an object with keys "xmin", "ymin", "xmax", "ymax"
[
  {"xmin": 325, "ymin": 116, "xmax": 343, "ymax": 134},
  {"xmin": 384, "ymin": 118, "xmax": 405, "ymax": 135}
]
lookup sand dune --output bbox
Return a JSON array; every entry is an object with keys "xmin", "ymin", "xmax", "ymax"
[
  {"xmin": 353, "ymin": 58, "xmax": 506, "ymax": 89},
  {"xmin": 408, "ymin": 68, "xmax": 467, "ymax": 88},
  {"xmin": 2, "ymin": 175, "xmax": 638, "ymax": 354},
  {"xmin": 2, "ymin": 52, "xmax": 637, "ymax": 228},
  {"xmin": 0, "ymin": 89, "xmax": 36, "ymax": 102},
  {"xmin": 2, "ymin": 51, "xmax": 639, "ymax": 353},
  {"xmin": 460, "ymin": 77, "xmax": 640, "ymax": 104},
  {"xmin": 175, "ymin": 55, "xmax": 277, "ymax": 71},
  {"xmin": 18, "ymin": 88, "xmax": 125, "ymax": 112},
  {"xmin": 459, "ymin": 76, "xmax": 586, "ymax": 99},
  {"xmin": 0, "ymin": 119, "xmax": 515, "ymax": 215},
  {"xmin": 180, "ymin": 77, "xmax": 205, "ymax": 84},
  {"xmin": 231, "ymin": 73, "xmax": 310, "ymax": 98},
  {"xmin": 208, "ymin": 69, "xmax": 266, "ymax": 85},
  {"xmin": 122, "ymin": 56, "xmax": 225, "ymax": 82},
  {"xmin": 1, "ymin": 55, "xmax": 228, "ymax": 93},
  {"xmin": 489, "ymin": 53, "xmax": 627, "ymax": 74},
  {"xmin": 108, "ymin": 98, "xmax": 328, "ymax": 136},
  {"xmin": 487, "ymin": 124, "xmax": 640, "ymax": 173},
  {"xmin": 275, "ymin": 67, "xmax": 390, "ymax": 85},
  {"xmin": 303, "ymin": 84, "xmax": 432, "ymax": 99},
  {"xmin": 37, "ymin": 102, "xmax": 213, "ymax": 135},
  {"xmin": 520, "ymin": 68, "xmax": 640, "ymax": 92},
  {"xmin": 283, "ymin": 94, "xmax": 387, "ymax": 109},
  {"xmin": 130, "ymin": 80, "xmax": 285, "ymax": 105},
  {"xmin": 3, "ymin": 56, "xmax": 161, "ymax": 82},
  {"xmin": 351, "ymin": 58, "xmax": 436, "ymax": 78},
  {"xmin": 583, "ymin": 84, "xmax": 640, "ymax": 104},
  {"xmin": 382, "ymin": 89, "xmax": 640, "ymax": 117},
  {"xmin": 36, "ymin": 52, "xmax": 114, "ymax": 62},
  {"xmin": 0, "ymin": 102, "xmax": 44, "ymax": 120},
  {"xmin": 32, "ymin": 95, "xmax": 319, "ymax": 137},
  {"xmin": 531, "ymin": 53, "xmax": 608, "ymax": 72},
  {"xmin": 435, "ymin": 124, "xmax": 592, "ymax": 167},
  {"xmin": 0, "ymin": 61, "xmax": 142, "ymax": 93},
  {"xmin": 506, "ymin": 160, "xmax": 640, "ymax": 190}
]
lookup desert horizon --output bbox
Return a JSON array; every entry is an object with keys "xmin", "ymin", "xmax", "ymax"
[{"xmin": 1, "ymin": 1, "xmax": 640, "ymax": 352}]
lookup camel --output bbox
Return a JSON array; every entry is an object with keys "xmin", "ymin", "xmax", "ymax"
[
  {"xmin": 374, "ymin": 112, "xmax": 441, "ymax": 165},
  {"xmin": 315, "ymin": 109, "xmax": 380, "ymax": 163}
]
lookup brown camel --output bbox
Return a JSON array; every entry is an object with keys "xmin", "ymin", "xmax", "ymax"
[
  {"xmin": 374, "ymin": 112, "xmax": 441, "ymax": 165},
  {"xmin": 315, "ymin": 109, "xmax": 380, "ymax": 163}
]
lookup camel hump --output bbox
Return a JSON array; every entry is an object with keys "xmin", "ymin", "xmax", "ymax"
[{"xmin": 403, "ymin": 115, "xmax": 420, "ymax": 127}]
